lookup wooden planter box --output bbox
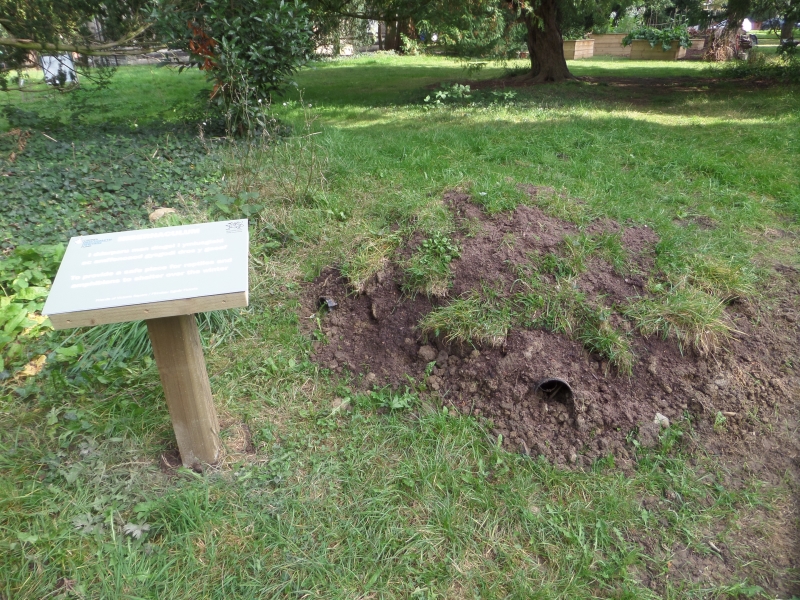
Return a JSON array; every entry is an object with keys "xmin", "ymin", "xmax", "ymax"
[
  {"xmin": 563, "ymin": 39, "xmax": 595, "ymax": 59},
  {"xmin": 589, "ymin": 33, "xmax": 631, "ymax": 57},
  {"xmin": 690, "ymin": 37, "xmax": 705, "ymax": 50},
  {"xmin": 629, "ymin": 39, "xmax": 686, "ymax": 60}
]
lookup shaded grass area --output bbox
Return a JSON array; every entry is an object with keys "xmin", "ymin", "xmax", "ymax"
[
  {"xmin": 1, "ymin": 55, "xmax": 799, "ymax": 597},
  {"xmin": 0, "ymin": 67, "xmax": 221, "ymax": 248}
]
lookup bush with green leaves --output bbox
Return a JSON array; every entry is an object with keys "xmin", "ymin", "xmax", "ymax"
[
  {"xmin": 155, "ymin": 0, "xmax": 314, "ymax": 134},
  {"xmin": 0, "ymin": 244, "xmax": 64, "ymax": 372},
  {"xmin": 622, "ymin": 25, "xmax": 692, "ymax": 50}
]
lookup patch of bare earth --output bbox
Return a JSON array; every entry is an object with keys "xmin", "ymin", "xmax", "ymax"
[{"xmin": 303, "ymin": 190, "xmax": 800, "ymax": 594}]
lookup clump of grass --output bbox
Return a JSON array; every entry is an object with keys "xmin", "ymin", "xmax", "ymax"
[
  {"xmin": 60, "ymin": 311, "xmax": 240, "ymax": 370},
  {"xmin": 624, "ymin": 287, "xmax": 734, "ymax": 355},
  {"xmin": 341, "ymin": 233, "xmax": 400, "ymax": 293},
  {"xmin": 675, "ymin": 255, "xmax": 755, "ymax": 302},
  {"xmin": 525, "ymin": 187, "xmax": 589, "ymax": 224},
  {"xmin": 469, "ymin": 178, "xmax": 529, "ymax": 214},
  {"xmin": 536, "ymin": 232, "xmax": 628, "ymax": 280},
  {"xmin": 403, "ymin": 232, "xmax": 460, "ymax": 297},
  {"xmin": 577, "ymin": 311, "xmax": 635, "ymax": 376},
  {"xmin": 564, "ymin": 232, "xmax": 628, "ymax": 273},
  {"xmin": 419, "ymin": 291, "xmax": 511, "ymax": 347},
  {"xmin": 516, "ymin": 278, "xmax": 634, "ymax": 375}
]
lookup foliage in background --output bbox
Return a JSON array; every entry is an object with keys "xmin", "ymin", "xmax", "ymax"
[
  {"xmin": 423, "ymin": 83, "xmax": 516, "ymax": 108},
  {"xmin": 720, "ymin": 50, "xmax": 800, "ymax": 83},
  {"xmin": 0, "ymin": 0, "xmax": 152, "ymax": 91},
  {"xmin": 623, "ymin": 24, "xmax": 693, "ymax": 49}
]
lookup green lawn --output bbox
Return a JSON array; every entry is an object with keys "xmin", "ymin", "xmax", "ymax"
[{"xmin": 1, "ymin": 56, "xmax": 799, "ymax": 599}]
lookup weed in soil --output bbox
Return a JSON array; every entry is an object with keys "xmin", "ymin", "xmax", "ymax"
[{"xmin": 402, "ymin": 231, "xmax": 461, "ymax": 297}]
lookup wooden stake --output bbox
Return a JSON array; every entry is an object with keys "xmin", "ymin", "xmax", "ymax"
[{"xmin": 146, "ymin": 314, "xmax": 220, "ymax": 468}]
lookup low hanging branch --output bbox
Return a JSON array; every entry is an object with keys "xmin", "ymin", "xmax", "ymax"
[{"xmin": 0, "ymin": 23, "xmax": 155, "ymax": 56}]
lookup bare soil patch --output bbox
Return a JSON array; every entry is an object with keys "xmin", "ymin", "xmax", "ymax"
[{"xmin": 303, "ymin": 190, "xmax": 800, "ymax": 590}]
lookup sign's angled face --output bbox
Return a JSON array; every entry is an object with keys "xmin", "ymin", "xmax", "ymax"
[{"xmin": 43, "ymin": 220, "xmax": 249, "ymax": 329}]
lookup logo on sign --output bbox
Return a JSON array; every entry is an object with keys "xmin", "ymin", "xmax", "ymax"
[
  {"xmin": 226, "ymin": 221, "xmax": 244, "ymax": 233},
  {"xmin": 79, "ymin": 238, "xmax": 111, "ymax": 248}
]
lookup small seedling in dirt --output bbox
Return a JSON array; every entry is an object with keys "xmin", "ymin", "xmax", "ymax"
[
  {"xmin": 403, "ymin": 232, "xmax": 460, "ymax": 297},
  {"xmin": 373, "ymin": 387, "xmax": 418, "ymax": 411},
  {"xmin": 714, "ymin": 411, "xmax": 728, "ymax": 433},
  {"xmin": 500, "ymin": 232, "xmax": 517, "ymax": 249}
]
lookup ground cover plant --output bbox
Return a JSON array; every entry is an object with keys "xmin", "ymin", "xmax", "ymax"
[{"xmin": 1, "ymin": 55, "xmax": 799, "ymax": 598}]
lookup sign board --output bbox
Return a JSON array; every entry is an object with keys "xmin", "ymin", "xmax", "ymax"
[{"xmin": 44, "ymin": 220, "xmax": 249, "ymax": 329}]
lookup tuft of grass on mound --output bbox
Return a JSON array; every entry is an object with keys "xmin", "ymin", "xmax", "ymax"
[
  {"xmin": 538, "ymin": 231, "xmax": 629, "ymax": 279},
  {"xmin": 341, "ymin": 233, "xmax": 400, "ymax": 293},
  {"xmin": 419, "ymin": 290, "xmax": 512, "ymax": 347},
  {"xmin": 624, "ymin": 286, "xmax": 735, "ymax": 355},
  {"xmin": 674, "ymin": 255, "xmax": 756, "ymax": 302},
  {"xmin": 516, "ymin": 276, "xmax": 635, "ymax": 375}
]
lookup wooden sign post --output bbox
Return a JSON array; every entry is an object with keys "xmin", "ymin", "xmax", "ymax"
[{"xmin": 43, "ymin": 219, "xmax": 249, "ymax": 468}]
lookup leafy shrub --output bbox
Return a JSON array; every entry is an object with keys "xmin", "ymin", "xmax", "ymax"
[
  {"xmin": 423, "ymin": 83, "xmax": 516, "ymax": 108},
  {"xmin": 0, "ymin": 244, "xmax": 64, "ymax": 372},
  {"xmin": 156, "ymin": 0, "xmax": 314, "ymax": 134},
  {"xmin": 400, "ymin": 33, "xmax": 424, "ymax": 55},
  {"xmin": 718, "ymin": 51, "xmax": 800, "ymax": 84},
  {"xmin": 623, "ymin": 25, "xmax": 692, "ymax": 50}
]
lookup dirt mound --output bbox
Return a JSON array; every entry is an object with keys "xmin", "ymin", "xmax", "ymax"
[{"xmin": 303, "ymin": 191, "xmax": 800, "ymax": 477}]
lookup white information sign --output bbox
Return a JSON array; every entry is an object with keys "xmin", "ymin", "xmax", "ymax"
[{"xmin": 44, "ymin": 219, "xmax": 249, "ymax": 329}]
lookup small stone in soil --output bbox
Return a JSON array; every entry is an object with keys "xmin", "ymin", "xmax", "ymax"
[
  {"xmin": 418, "ymin": 345, "xmax": 437, "ymax": 362},
  {"xmin": 654, "ymin": 412, "xmax": 670, "ymax": 429}
]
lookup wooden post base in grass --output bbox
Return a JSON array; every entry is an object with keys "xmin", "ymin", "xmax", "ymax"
[{"xmin": 146, "ymin": 314, "xmax": 221, "ymax": 469}]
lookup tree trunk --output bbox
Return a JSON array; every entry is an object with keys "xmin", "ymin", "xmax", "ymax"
[
  {"xmin": 384, "ymin": 21, "xmax": 399, "ymax": 50},
  {"xmin": 780, "ymin": 19, "xmax": 794, "ymax": 40},
  {"xmin": 522, "ymin": 0, "xmax": 574, "ymax": 83}
]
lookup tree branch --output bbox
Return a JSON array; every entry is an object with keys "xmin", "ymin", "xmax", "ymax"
[{"xmin": 0, "ymin": 22, "xmax": 153, "ymax": 56}]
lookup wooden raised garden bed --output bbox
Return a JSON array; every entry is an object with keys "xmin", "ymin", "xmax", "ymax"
[
  {"xmin": 629, "ymin": 39, "xmax": 686, "ymax": 60},
  {"xmin": 590, "ymin": 34, "xmax": 631, "ymax": 57},
  {"xmin": 563, "ymin": 39, "xmax": 595, "ymax": 59}
]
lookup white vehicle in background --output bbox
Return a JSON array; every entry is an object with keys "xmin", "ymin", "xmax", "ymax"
[{"xmin": 40, "ymin": 54, "xmax": 78, "ymax": 86}]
